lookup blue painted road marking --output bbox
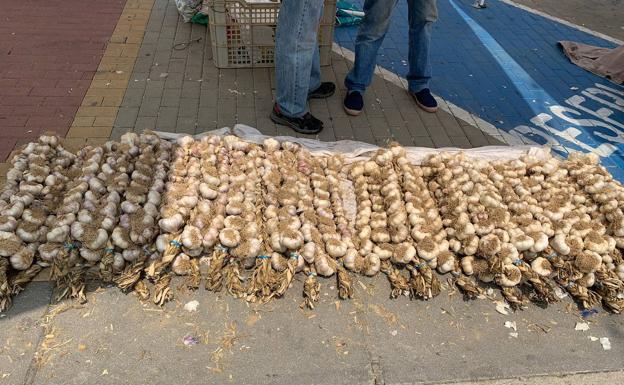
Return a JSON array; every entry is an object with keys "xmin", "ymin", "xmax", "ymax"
[{"xmin": 334, "ymin": 0, "xmax": 624, "ymax": 180}]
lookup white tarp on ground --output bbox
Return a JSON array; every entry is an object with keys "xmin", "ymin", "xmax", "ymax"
[{"xmin": 155, "ymin": 124, "xmax": 551, "ymax": 164}]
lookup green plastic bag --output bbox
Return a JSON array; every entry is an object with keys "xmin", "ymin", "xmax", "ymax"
[{"xmin": 191, "ymin": 12, "xmax": 208, "ymax": 25}]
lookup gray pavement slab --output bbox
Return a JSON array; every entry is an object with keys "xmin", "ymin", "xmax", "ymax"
[
  {"xmin": 13, "ymin": 275, "xmax": 624, "ymax": 385},
  {"xmin": 356, "ymin": 276, "xmax": 624, "ymax": 384},
  {"xmin": 0, "ymin": 282, "xmax": 53, "ymax": 385}
]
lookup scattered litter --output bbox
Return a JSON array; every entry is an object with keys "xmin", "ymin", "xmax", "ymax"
[
  {"xmin": 495, "ymin": 301, "xmax": 510, "ymax": 315},
  {"xmin": 246, "ymin": 312, "xmax": 260, "ymax": 326},
  {"xmin": 228, "ymin": 89, "xmax": 240, "ymax": 95},
  {"xmin": 588, "ymin": 336, "xmax": 598, "ymax": 342},
  {"xmin": 509, "ymin": 332, "xmax": 518, "ymax": 338},
  {"xmin": 570, "ymin": 86, "xmax": 579, "ymax": 90},
  {"xmin": 554, "ymin": 286, "xmax": 568, "ymax": 299},
  {"xmin": 115, "ymin": 71, "xmax": 123, "ymax": 74},
  {"xmin": 368, "ymin": 304, "xmax": 398, "ymax": 325},
  {"xmin": 184, "ymin": 300, "xmax": 199, "ymax": 312},
  {"xmin": 159, "ymin": 73, "xmax": 169, "ymax": 78},
  {"xmin": 183, "ymin": 335, "xmax": 199, "ymax": 346},
  {"xmin": 527, "ymin": 323, "xmax": 551, "ymax": 334},
  {"xmin": 580, "ymin": 309, "xmax": 599, "ymax": 318},
  {"xmin": 390, "ymin": 330, "xmax": 398, "ymax": 336},
  {"xmin": 504, "ymin": 321, "xmax": 517, "ymax": 331},
  {"xmin": 575, "ymin": 322, "xmax": 589, "ymax": 332},
  {"xmin": 600, "ymin": 337, "xmax": 611, "ymax": 351},
  {"xmin": 486, "ymin": 288, "xmax": 494, "ymax": 296},
  {"xmin": 101, "ymin": 369, "xmax": 108, "ymax": 376}
]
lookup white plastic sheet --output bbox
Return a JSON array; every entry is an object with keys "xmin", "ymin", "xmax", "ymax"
[{"xmin": 155, "ymin": 124, "xmax": 552, "ymax": 164}]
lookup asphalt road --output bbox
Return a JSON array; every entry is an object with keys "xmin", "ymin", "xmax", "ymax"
[{"xmin": 510, "ymin": 0, "xmax": 624, "ymax": 41}]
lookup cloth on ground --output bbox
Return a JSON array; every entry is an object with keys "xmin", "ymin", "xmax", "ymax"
[
  {"xmin": 155, "ymin": 124, "xmax": 550, "ymax": 164},
  {"xmin": 559, "ymin": 41, "xmax": 624, "ymax": 85}
]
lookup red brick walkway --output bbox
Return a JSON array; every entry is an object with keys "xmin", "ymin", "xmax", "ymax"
[{"xmin": 0, "ymin": 0, "xmax": 127, "ymax": 160}]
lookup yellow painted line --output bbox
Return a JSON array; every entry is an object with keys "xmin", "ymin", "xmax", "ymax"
[{"xmin": 64, "ymin": 0, "xmax": 156, "ymax": 152}]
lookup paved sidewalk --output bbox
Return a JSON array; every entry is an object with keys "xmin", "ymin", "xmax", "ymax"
[
  {"xmin": 2, "ymin": 277, "xmax": 623, "ymax": 385},
  {"xmin": 0, "ymin": 0, "xmax": 126, "ymax": 161},
  {"xmin": 1, "ymin": 1, "xmax": 624, "ymax": 385},
  {"xmin": 109, "ymin": 0, "xmax": 506, "ymax": 149}
]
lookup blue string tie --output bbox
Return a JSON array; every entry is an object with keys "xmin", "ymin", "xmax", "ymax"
[
  {"xmin": 170, "ymin": 240, "xmax": 182, "ymax": 248},
  {"xmin": 512, "ymin": 259, "xmax": 523, "ymax": 266},
  {"xmin": 63, "ymin": 242, "xmax": 76, "ymax": 250},
  {"xmin": 104, "ymin": 247, "xmax": 115, "ymax": 253},
  {"xmin": 257, "ymin": 255, "xmax": 270, "ymax": 260},
  {"xmin": 216, "ymin": 244, "xmax": 229, "ymax": 252}
]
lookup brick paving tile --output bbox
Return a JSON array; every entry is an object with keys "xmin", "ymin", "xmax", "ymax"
[{"xmin": 0, "ymin": 0, "xmax": 127, "ymax": 160}]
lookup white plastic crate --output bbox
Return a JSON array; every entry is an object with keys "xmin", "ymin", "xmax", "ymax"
[{"xmin": 205, "ymin": 0, "xmax": 336, "ymax": 68}]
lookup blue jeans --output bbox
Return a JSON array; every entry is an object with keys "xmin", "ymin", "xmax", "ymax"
[
  {"xmin": 345, "ymin": 0, "xmax": 437, "ymax": 94},
  {"xmin": 275, "ymin": 0, "xmax": 324, "ymax": 118}
]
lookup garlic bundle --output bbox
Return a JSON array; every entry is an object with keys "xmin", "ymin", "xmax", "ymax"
[
  {"xmin": 486, "ymin": 158, "xmax": 558, "ymax": 303},
  {"xmin": 108, "ymin": 132, "xmax": 171, "ymax": 285},
  {"xmin": 560, "ymin": 154, "xmax": 624, "ymax": 311},
  {"xmin": 426, "ymin": 153, "xmax": 527, "ymax": 306},
  {"xmin": 205, "ymin": 137, "xmax": 237, "ymax": 292},
  {"xmin": 309, "ymin": 154, "xmax": 343, "ymax": 277},
  {"xmin": 246, "ymin": 138, "xmax": 283, "ymax": 302},
  {"xmin": 153, "ymin": 136, "xmax": 196, "ymax": 276},
  {"xmin": 273, "ymin": 145, "xmax": 313, "ymax": 298},
  {"xmin": 52, "ymin": 144, "xmax": 107, "ymax": 302},
  {"xmin": 0, "ymin": 135, "xmax": 78, "ymax": 310},
  {"xmin": 566, "ymin": 154, "xmax": 623, "ymax": 260},
  {"xmin": 229, "ymin": 145, "xmax": 262, "ymax": 264},
  {"xmin": 261, "ymin": 142, "xmax": 306, "ymax": 298},
  {"xmin": 323, "ymin": 155, "xmax": 354, "ymax": 299},
  {"xmin": 210, "ymin": 136, "xmax": 262, "ymax": 295},
  {"xmin": 346, "ymin": 160, "xmax": 380, "ymax": 276}
]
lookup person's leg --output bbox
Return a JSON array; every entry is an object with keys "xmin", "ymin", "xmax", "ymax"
[
  {"xmin": 406, "ymin": 0, "xmax": 437, "ymax": 93},
  {"xmin": 309, "ymin": 47, "xmax": 322, "ymax": 94},
  {"xmin": 344, "ymin": 0, "xmax": 399, "ymax": 94},
  {"xmin": 275, "ymin": 0, "xmax": 324, "ymax": 118},
  {"xmin": 308, "ymin": 47, "xmax": 337, "ymax": 99}
]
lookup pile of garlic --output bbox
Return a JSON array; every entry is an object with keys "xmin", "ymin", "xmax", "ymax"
[
  {"xmin": 0, "ymin": 135, "xmax": 76, "ymax": 309},
  {"xmin": 2, "ymin": 132, "xmax": 624, "ymax": 314},
  {"xmin": 111, "ymin": 133, "xmax": 171, "ymax": 279}
]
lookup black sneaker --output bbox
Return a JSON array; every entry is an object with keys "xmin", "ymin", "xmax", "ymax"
[
  {"xmin": 411, "ymin": 88, "xmax": 438, "ymax": 113},
  {"xmin": 308, "ymin": 82, "xmax": 336, "ymax": 99},
  {"xmin": 270, "ymin": 104, "xmax": 323, "ymax": 134},
  {"xmin": 343, "ymin": 90, "xmax": 363, "ymax": 116}
]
